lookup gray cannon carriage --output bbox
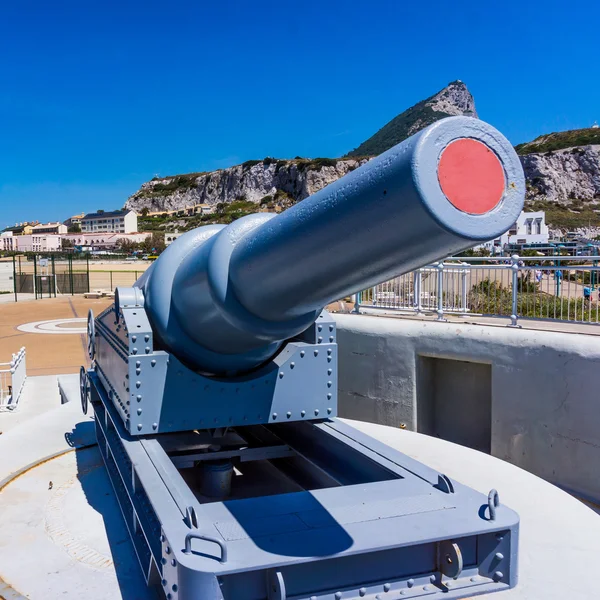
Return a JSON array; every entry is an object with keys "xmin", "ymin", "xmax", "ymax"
[{"xmin": 82, "ymin": 116, "xmax": 523, "ymax": 600}]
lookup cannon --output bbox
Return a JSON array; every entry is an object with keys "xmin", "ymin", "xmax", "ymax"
[{"xmin": 83, "ymin": 116, "xmax": 523, "ymax": 600}]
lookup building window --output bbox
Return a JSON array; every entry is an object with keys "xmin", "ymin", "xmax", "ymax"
[
  {"xmin": 535, "ymin": 219, "xmax": 542, "ymax": 235},
  {"xmin": 526, "ymin": 220, "xmax": 532, "ymax": 235}
]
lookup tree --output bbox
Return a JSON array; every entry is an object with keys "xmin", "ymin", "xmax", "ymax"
[
  {"xmin": 141, "ymin": 232, "xmax": 166, "ymax": 255},
  {"xmin": 116, "ymin": 238, "xmax": 139, "ymax": 254},
  {"xmin": 68, "ymin": 224, "xmax": 81, "ymax": 233},
  {"xmin": 62, "ymin": 238, "xmax": 74, "ymax": 249},
  {"xmin": 140, "ymin": 207, "xmax": 150, "ymax": 217}
]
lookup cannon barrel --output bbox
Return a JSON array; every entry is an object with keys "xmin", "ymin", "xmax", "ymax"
[{"xmin": 139, "ymin": 116, "xmax": 524, "ymax": 375}]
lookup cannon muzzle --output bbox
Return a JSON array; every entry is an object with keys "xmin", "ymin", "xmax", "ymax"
[{"xmin": 139, "ymin": 116, "xmax": 524, "ymax": 374}]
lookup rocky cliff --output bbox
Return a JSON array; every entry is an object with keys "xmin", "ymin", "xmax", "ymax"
[
  {"xmin": 522, "ymin": 146, "xmax": 600, "ymax": 204},
  {"xmin": 124, "ymin": 81, "xmax": 600, "ymax": 233},
  {"xmin": 126, "ymin": 157, "xmax": 369, "ymax": 214},
  {"xmin": 345, "ymin": 80, "xmax": 477, "ymax": 157}
]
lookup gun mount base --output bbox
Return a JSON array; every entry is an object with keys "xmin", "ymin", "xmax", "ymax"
[{"xmin": 89, "ymin": 370, "xmax": 518, "ymax": 600}]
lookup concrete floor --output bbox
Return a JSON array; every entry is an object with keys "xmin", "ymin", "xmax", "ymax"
[
  {"xmin": 0, "ymin": 295, "xmax": 112, "ymax": 375},
  {"xmin": 0, "ymin": 378, "xmax": 598, "ymax": 599}
]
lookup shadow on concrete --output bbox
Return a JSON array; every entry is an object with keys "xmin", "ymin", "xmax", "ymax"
[{"xmin": 68, "ymin": 422, "xmax": 156, "ymax": 599}]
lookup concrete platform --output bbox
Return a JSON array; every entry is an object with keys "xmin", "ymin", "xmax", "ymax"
[{"xmin": 0, "ymin": 381, "xmax": 598, "ymax": 599}]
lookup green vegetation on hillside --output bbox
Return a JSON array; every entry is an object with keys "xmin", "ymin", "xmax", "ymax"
[
  {"xmin": 345, "ymin": 81, "xmax": 473, "ymax": 157},
  {"xmin": 526, "ymin": 199, "xmax": 600, "ymax": 229},
  {"xmin": 137, "ymin": 193, "xmax": 297, "ymax": 233},
  {"xmin": 515, "ymin": 128, "xmax": 600, "ymax": 155}
]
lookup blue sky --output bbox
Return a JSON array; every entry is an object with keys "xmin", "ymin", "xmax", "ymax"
[{"xmin": 1, "ymin": 0, "xmax": 599, "ymax": 227}]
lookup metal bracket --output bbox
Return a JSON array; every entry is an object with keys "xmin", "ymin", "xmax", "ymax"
[
  {"xmin": 79, "ymin": 366, "xmax": 89, "ymax": 415},
  {"xmin": 438, "ymin": 540, "xmax": 463, "ymax": 579},
  {"xmin": 435, "ymin": 474, "xmax": 455, "ymax": 494},
  {"xmin": 87, "ymin": 309, "xmax": 96, "ymax": 360},
  {"xmin": 267, "ymin": 570, "xmax": 286, "ymax": 600}
]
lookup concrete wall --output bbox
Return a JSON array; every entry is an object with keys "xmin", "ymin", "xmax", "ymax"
[{"xmin": 334, "ymin": 313, "xmax": 600, "ymax": 503}]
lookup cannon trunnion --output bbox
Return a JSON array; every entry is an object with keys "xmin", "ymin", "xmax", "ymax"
[{"xmin": 84, "ymin": 117, "xmax": 522, "ymax": 599}]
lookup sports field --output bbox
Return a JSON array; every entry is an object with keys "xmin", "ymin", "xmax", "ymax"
[{"xmin": 0, "ymin": 295, "xmax": 112, "ymax": 376}]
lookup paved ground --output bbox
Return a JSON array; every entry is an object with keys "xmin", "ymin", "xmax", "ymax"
[{"xmin": 0, "ymin": 295, "xmax": 112, "ymax": 375}]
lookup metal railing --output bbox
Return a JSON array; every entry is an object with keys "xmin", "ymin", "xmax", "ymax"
[
  {"xmin": 356, "ymin": 255, "xmax": 600, "ymax": 327},
  {"xmin": 0, "ymin": 347, "xmax": 27, "ymax": 410}
]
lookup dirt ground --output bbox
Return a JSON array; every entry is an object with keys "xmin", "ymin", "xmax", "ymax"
[{"xmin": 0, "ymin": 295, "xmax": 112, "ymax": 376}]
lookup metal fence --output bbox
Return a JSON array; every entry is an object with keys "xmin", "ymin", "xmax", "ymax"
[
  {"xmin": 0, "ymin": 347, "xmax": 27, "ymax": 410},
  {"xmin": 0, "ymin": 255, "xmax": 150, "ymax": 301},
  {"xmin": 357, "ymin": 255, "xmax": 600, "ymax": 327}
]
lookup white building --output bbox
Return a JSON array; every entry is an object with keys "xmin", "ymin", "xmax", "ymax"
[
  {"xmin": 165, "ymin": 232, "xmax": 184, "ymax": 246},
  {"xmin": 13, "ymin": 234, "xmax": 62, "ymax": 253},
  {"xmin": 31, "ymin": 222, "xmax": 68, "ymax": 235},
  {"xmin": 1, "ymin": 231, "xmax": 17, "ymax": 251},
  {"xmin": 62, "ymin": 232, "xmax": 150, "ymax": 250},
  {"xmin": 477, "ymin": 211, "xmax": 549, "ymax": 254},
  {"xmin": 81, "ymin": 210, "xmax": 138, "ymax": 234}
]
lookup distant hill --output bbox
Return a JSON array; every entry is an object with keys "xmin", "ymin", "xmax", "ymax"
[
  {"xmin": 345, "ymin": 80, "xmax": 477, "ymax": 157},
  {"xmin": 515, "ymin": 127, "xmax": 600, "ymax": 155}
]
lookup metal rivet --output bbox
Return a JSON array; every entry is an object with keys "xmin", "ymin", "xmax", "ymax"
[
  {"xmin": 145, "ymin": 335, "xmax": 150, "ymax": 342},
  {"xmin": 494, "ymin": 571, "xmax": 504, "ymax": 581},
  {"xmin": 136, "ymin": 395, "xmax": 142, "ymax": 402},
  {"xmin": 327, "ymin": 407, "xmax": 332, "ymax": 414},
  {"xmin": 327, "ymin": 348, "xmax": 332, "ymax": 355},
  {"xmin": 430, "ymin": 575, "xmax": 436, "ymax": 583},
  {"xmin": 137, "ymin": 424, "xmax": 142, "ymax": 431},
  {"xmin": 145, "ymin": 347, "xmax": 150, "ymax": 354},
  {"xmin": 335, "ymin": 593, "xmax": 342, "ymax": 600},
  {"xmin": 383, "ymin": 583, "xmax": 391, "ymax": 592},
  {"xmin": 167, "ymin": 594, "xmax": 172, "ymax": 600},
  {"xmin": 495, "ymin": 552, "xmax": 504, "ymax": 561},
  {"xmin": 423, "ymin": 586, "xmax": 430, "ymax": 591},
  {"xmin": 132, "ymin": 348, "xmax": 138, "ymax": 354},
  {"xmin": 327, "ymin": 393, "xmax": 332, "ymax": 399},
  {"xmin": 136, "ymin": 361, "xmax": 141, "ymax": 367},
  {"xmin": 314, "ymin": 409, "xmax": 319, "ymax": 416},
  {"xmin": 162, "ymin": 579, "xmax": 167, "ymax": 586},
  {"xmin": 314, "ymin": 350, "xmax": 319, "ymax": 356},
  {"xmin": 137, "ymin": 408, "xmax": 142, "ymax": 415},
  {"xmin": 151, "ymin": 360, "xmax": 156, "ymax": 366},
  {"xmin": 290, "ymin": 362, "xmax": 295, "ymax": 369},
  {"xmin": 272, "ymin": 413, "xmax": 278, "ymax": 420},
  {"xmin": 132, "ymin": 336, "xmax": 137, "ymax": 342},
  {"xmin": 286, "ymin": 411, "xmax": 291, "ymax": 418},
  {"xmin": 172, "ymin": 584, "xmax": 178, "ymax": 592},
  {"xmin": 327, "ymin": 381, "xmax": 332, "ymax": 387},
  {"xmin": 300, "ymin": 351, "xmax": 305, "ymax": 357},
  {"xmin": 317, "ymin": 336, "xmax": 323, "ymax": 343},
  {"xmin": 125, "ymin": 374, "xmax": 129, "ymax": 380},
  {"xmin": 279, "ymin": 371, "xmax": 284, "ymax": 378},
  {"xmin": 136, "ymin": 369, "xmax": 141, "ymax": 375},
  {"xmin": 153, "ymin": 423, "xmax": 158, "ymax": 430},
  {"xmin": 327, "ymin": 369, "xmax": 332, "ymax": 375},
  {"xmin": 301, "ymin": 410, "xmax": 306, "ymax": 417},
  {"xmin": 359, "ymin": 589, "xmax": 366, "ymax": 597},
  {"xmin": 171, "ymin": 559, "xmax": 176, "ymax": 566},
  {"xmin": 160, "ymin": 535, "xmax": 165, "ymax": 542},
  {"xmin": 136, "ymin": 381, "xmax": 141, "ymax": 388},
  {"xmin": 327, "ymin": 357, "xmax": 332, "ymax": 362},
  {"xmin": 318, "ymin": 325, "xmax": 322, "ymax": 332},
  {"xmin": 470, "ymin": 577, "xmax": 478, "ymax": 582},
  {"xmin": 329, "ymin": 336, "xmax": 334, "ymax": 342},
  {"xmin": 407, "ymin": 579, "xmax": 414, "ymax": 588},
  {"xmin": 161, "ymin": 558, "xmax": 167, "ymax": 565},
  {"xmin": 165, "ymin": 546, "xmax": 171, "ymax": 554},
  {"xmin": 496, "ymin": 533, "xmax": 504, "ymax": 541}
]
